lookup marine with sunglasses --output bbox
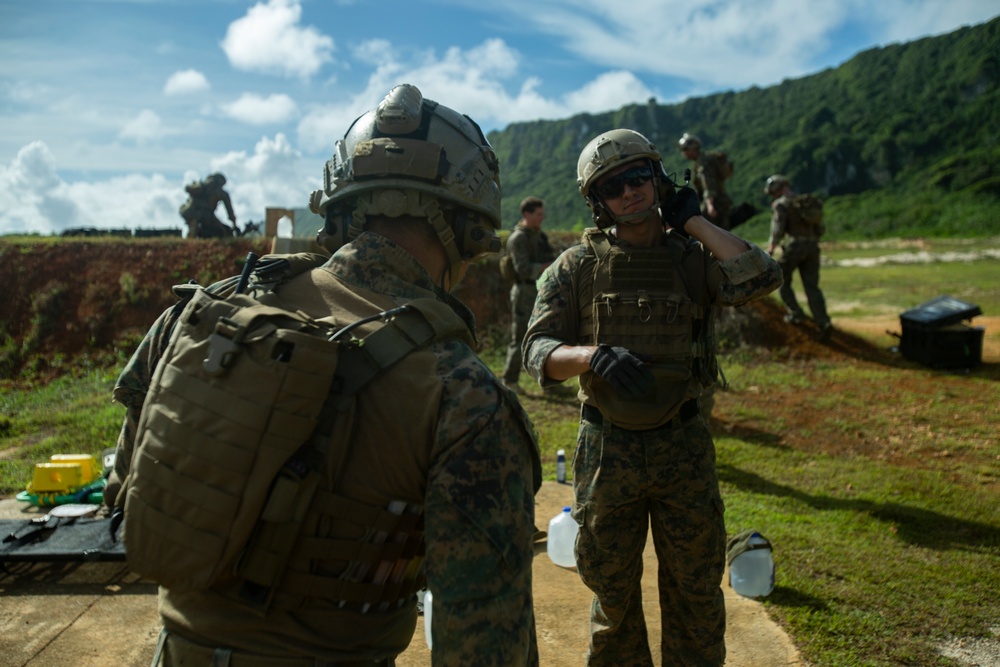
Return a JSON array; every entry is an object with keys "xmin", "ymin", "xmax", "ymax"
[{"xmin": 522, "ymin": 129, "xmax": 781, "ymax": 667}]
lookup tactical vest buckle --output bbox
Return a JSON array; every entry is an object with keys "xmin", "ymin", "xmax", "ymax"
[
  {"xmin": 637, "ymin": 290, "xmax": 652, "ymax": 322},
  {"xmin": 203, "ymin": 317, "xmax": 247, "ymax": 376}
]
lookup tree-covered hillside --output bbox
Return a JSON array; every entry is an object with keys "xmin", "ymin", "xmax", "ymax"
[{"xmin": 487, "ymin": 16, "xmax": 1000, "ymax": 237}]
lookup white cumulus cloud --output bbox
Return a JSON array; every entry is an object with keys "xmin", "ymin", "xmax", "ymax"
[
  {"xmin": 0, "ymin": 136, "xmax": 318, "ymax": 235},
  {"xmin": 222, "ymin": 93, "xmax": 299, "ymax": 125},
  {"xmin": 119, "ymin": 109, "xmax": 164, "ymax": 144},
  {"xmin": 164, "ymin": 69, "xmax": 211, "ymax": 96},
  {"xmin": 221, "ymin": 0, "xmax": 335, "ymax": 79},
  {"xmin": 296, "ymin": 38, "xmax": 655, "ymax": 153}
]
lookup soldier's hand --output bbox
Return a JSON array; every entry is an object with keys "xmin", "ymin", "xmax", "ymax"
[
  {"xmin": 663, "ymin": 185, "xmax": 701, "ymax": 232},
  {"xmin": 589, "ymin": 345, "xmax": 655, "ymax": 398}
]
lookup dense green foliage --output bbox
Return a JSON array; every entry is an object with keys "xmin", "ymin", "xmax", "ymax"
[{"xmin": 487, "ymin": 16, "xmax": 1000, "ymax": 237}]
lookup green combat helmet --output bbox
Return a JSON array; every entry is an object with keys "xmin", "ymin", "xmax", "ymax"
[
  {"xmin": 309, "ymin": 83, "xmax": 502, "ymax": 274},
  {"xmin": 764, "ymin": 174, "xmax": 790, "ymax": 196},
  {"xmin": 678, "ymin": 133, "xmax": 701, "ymax": 151},
  {"xmin": 206, "ymin": 172, "xmax": 227, "ymax": 186},
  {"xmin": 577, "ymin": 128, "xmax": 676, "ymax": 228}
]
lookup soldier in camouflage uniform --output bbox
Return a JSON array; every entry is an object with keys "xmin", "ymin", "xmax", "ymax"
[
  {"xmin": 523, "ymin": 129, "xmax": 781, "ymax": 667},
  {"xmin": 178, "ymin": 172, "xmax": 238, "ymax": 239},
  {"xmin": 765, "ymin": 174, "xmax": 833, "ymax": 340},
  {"xmin": 501, "ymin": 196, "xmax": 554, "ymax": 393},
  {"xmin": 678, "ymin": 133, "xmax": 734, "ymax": 230},
  {"xmin": 107, "ymin": 84, "xmax": 542, "ymax": 667}
]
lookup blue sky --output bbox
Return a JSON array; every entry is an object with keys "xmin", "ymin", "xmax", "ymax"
[{"xmin": 2, "ymin": 0, "xmax": 998, "ymax": 235}]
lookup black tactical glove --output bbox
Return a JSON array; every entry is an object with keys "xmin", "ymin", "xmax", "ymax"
[
  {"xmin": 662, "ymin": 185, "xmax": 701, "ymax": 232},
  {"xmin": 589, "ymin": 345, "xmax": 655, "ymax": 398}
]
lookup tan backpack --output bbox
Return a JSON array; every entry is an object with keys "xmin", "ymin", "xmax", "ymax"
[
  {"xmin": 792, "ymin": 193, "xmax": 824, "ymax": 226},
  {"xmin": 120, "ymin": 262, "xmax": 470, "ymax": 599},
  {"xmin": 706, "ymin": 150, "xmax": 735, "ymax": 179}
]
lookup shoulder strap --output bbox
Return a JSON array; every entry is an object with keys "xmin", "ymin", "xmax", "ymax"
[{"xmin": 330, "ymin": 298, "xmax": 471, "ymax": 400}]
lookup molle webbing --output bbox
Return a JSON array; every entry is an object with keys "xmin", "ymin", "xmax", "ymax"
[
  {"xmin": 585, "ymin": 236, "xmax": 704, "ymax": 361},
  {"xmin": 575, "ymin": 231, "xmax": 714, "ymax": 429},
  {"xmin": 122, "ymin": 284, "xmax": 468, "ymax": 607},
  {"xmin": 270, "ymin": 493, "xmax": 427, "ymax": 612},
  {"xmin": 234, "ymin": 299, "xmax": 468, "ymax": 610}
]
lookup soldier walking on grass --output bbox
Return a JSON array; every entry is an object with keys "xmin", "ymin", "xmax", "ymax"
[{"xmin": 765, "ymin": 174, "xmax": 833, "ymax": 340}]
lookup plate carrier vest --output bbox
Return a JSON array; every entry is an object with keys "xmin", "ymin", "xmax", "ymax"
[{"xmin": 573, "ymin": 229, "xmax": 720, "ymax": 429}]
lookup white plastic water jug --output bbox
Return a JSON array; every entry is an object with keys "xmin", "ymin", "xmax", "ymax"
[
  {"xmin": 729, "ymin": 535, "xmax": 774, "ymax": 598},
  {"xmin": 547, "ymin": 506, "xmax": 578, "ymax": 568},
  {"xmin": 423, "ymin": 589, "xmax": 433, "ymax": 650}
]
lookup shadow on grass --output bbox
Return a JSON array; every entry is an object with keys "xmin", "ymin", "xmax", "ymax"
[
  {"xmin": 710, "ymin": 421, "xmax": 787, "ymax": 450},
  {"xmin": 718, "ymin": 463, "xmax": 1000, "ymax": 552},
  {"xmin": 765, "ymin": 585, "xmax": 829, "ymax": 612}
]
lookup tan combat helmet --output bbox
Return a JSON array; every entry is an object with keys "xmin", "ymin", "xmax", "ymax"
[
  {"xmin": 678, "ymin": 133, "xmax": 701, "ymax": 151},
  {"xmin": 764, "ymin": 174, "xmax": 791, "ymax": 196},
  {"xmin": 309, "ymin": 83, "xmax": 502, "ymax": 271},
  {"xmin": 577, "ymin": 128, "xmax": 675, "ymax": 228}
]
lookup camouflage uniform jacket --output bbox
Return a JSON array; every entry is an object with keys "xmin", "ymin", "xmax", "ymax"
[
  {"xmin": 506, "ymin": 222, "xmax": 554, "ymax": 285},
  {"xmin": 522, "ymin": 231, "xmax": 782, "ymax": 392},
  {"xmin": 768, "ymin": 193, "xmax": 825, "ymax": 246},
  {"xmin": 111, "ymin": 232, "xmax": 542, "ymax": 665},
  {"xmin": 693, "ymin": 151, "xmax": 730, "ymax": 204}
]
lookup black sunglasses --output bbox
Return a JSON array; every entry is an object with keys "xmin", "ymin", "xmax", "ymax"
[{"xmin": 594, "ymin": 166, "xmax": 654, "ymax": 200}]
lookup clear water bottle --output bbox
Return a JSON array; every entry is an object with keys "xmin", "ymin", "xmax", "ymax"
[
  {"xmin": 547, "ymin": 506, "xmax": 578, "ymax": 568},
  {"xmin": 423, "ymin": 589, "xmax": 433, "ymax": 650},
  {"xmin": 556, "ymin": 449, "xmax": 567, "ymax": 483},
  {"xmin": 729, "ymin": 535, "xmax": 774, "ymax": 598}
]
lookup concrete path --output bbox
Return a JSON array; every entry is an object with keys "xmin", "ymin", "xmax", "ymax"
[{"xmin": 0, "ymin": 484, "xmax": 805, "ymax": 666}]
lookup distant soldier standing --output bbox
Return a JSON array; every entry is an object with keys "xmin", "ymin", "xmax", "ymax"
[
  {"xmin": 500, "ymin": 196, "xmax": 554, "ymax": 394},
  {"xmin": 179, "ymin": 172, "xmax": 238, "ymax": 238},
  {"xmin": 765, "ymin": 174, "xmax": 833, "ymax": 340},
  {"xmin": 679, "ymin": 133, "xmax": 734, "ymax": 230}
]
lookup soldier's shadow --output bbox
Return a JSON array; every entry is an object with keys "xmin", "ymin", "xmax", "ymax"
[{"xmin": 717, "ymin": 463, "xmax": 1000, "ymax": 552}]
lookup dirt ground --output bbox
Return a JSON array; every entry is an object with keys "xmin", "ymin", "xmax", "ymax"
[
  {"xmin": 0, "ymin": 482, "xmax": 802, "ymax": 667},
  {"xmin": 1, "ymin": 239, "xmax": 997, "ymax": 665}
]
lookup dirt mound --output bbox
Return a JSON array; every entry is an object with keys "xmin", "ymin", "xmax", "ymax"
[
  {"xmin": 724, "ymin": 297, "xmax": 897, "ymax": 365},
  {"xmin": 0, "ymin": 238, "xmax": 518, "ymax": 382},
  {"xmin": 1, "ymin": 239, "xmax": 273, "ymax": 378}
]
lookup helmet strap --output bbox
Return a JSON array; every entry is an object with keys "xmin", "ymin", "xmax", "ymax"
[{"xmin": 425, "ymin": 200, "xmax": 466, "ymax": 279}]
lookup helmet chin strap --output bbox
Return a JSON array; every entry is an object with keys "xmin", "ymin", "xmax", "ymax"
[
  {"xmin": 611, "ymin": 203, "xmax": 660, "ymax": 226},
  {"xmin": 607, "ymin": 186, "xmax": 663, "ymax": 226}
]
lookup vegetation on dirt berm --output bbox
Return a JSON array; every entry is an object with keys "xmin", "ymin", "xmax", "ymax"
[{"xmin": 485, "ymin": 16, "xmax": 1000, "ymax": 237}]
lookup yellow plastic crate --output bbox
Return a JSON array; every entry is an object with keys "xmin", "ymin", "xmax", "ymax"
[
  {"xmin": 49, "ymin": 454, "xmax": 99, "ymax": 481},
  {"xmin": 28, "ymin": 454, "xmax": 100, "ymax": 492}
]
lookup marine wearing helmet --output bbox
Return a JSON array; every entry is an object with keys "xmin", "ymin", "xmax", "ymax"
[
  {"xmin": 764, "ymin": 174, "xmax": 791, "ymax": 196},
  {"xmin": 310, "ymin": 84, "xmax": 501, "ymax": 277},
  {"xmin": 576, "ymin": 128, "xmax": 677, "ymax": 228},
  {"xmin": 678, "ymin": 133, "xmax": 701, "ymax": 152}
]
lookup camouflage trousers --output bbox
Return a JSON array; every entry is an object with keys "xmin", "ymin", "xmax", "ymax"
[
  {"xmin": 572, "ymin": 408, "xmax": 726, "ymax": 667},
  {"xmin": 503, "ymin": 284, "xmax": 537, "ymax": 384},
  {"xmin": 778, "ymin": 240, "xmax": 829, "ymax": 327}
]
